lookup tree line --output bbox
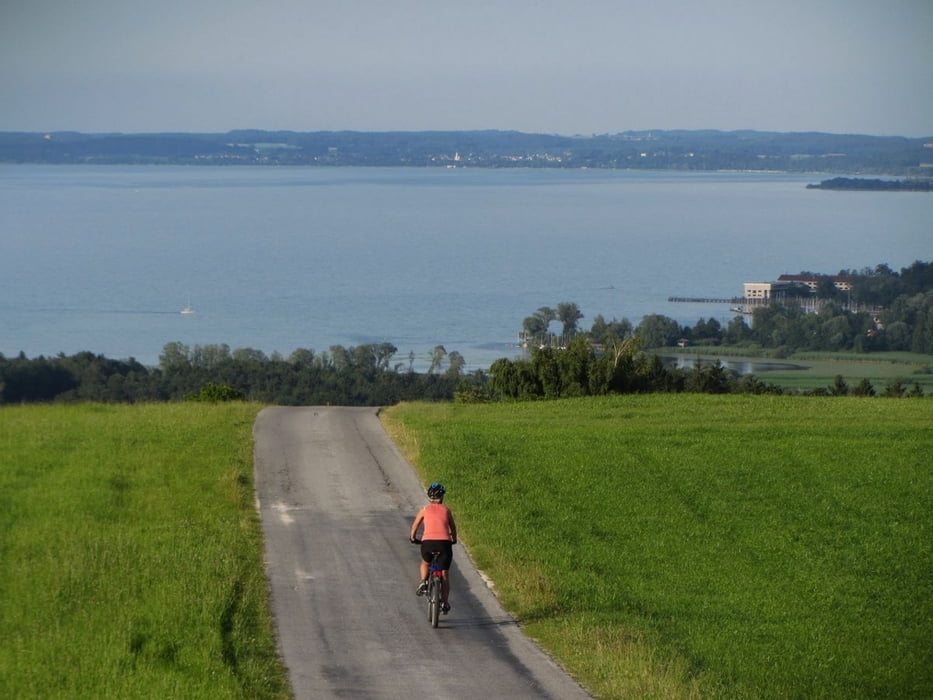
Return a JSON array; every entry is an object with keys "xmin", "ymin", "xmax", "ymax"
[
  {"xmin": 0, "ymin": 342, "xmax": 483, "ymax": 406},
  {"xmin": 489, "ymin": 335, "xmax": 924, "ymax": 400}
]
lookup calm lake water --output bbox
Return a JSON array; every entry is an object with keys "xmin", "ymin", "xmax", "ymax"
[{"xmin": 1, "ymin": 165, "xmax": 930, "ymax": 370}]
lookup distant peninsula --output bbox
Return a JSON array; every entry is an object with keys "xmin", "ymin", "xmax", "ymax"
[
  {"xmin": 2, "ymin": 129, "xmax": 932, "ymax": 176},
  {"xmin": 806, "ymin": 177, "xmax": 933, "ymax": 191}
]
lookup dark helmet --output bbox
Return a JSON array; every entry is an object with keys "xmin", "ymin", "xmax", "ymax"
[{"xmin": 427, "ymin": 482, "xmax": 446, "ymax": 500}]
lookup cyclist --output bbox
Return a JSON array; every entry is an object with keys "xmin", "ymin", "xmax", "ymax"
[{"xmin": 409, "ymin": 482, "xmax": 457, "ymax": 613}]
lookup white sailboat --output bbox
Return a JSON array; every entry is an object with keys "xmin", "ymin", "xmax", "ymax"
[{"xmin": 180, "ymin": 299, "xmax": 195, "ymax": 315}]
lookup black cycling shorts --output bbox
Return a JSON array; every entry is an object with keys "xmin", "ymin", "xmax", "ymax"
[{"xmin": 420, "ymin": 540, "xmax": 453, "ymax": 570}]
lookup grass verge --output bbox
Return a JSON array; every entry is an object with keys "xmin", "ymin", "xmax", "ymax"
[
  {"xmin": 382, "ymin": 395, "xmax": 933, "ymax": 698},
  {"xmin": 0, "ymin": 403, "xmax": 288, "ymax": 699}
]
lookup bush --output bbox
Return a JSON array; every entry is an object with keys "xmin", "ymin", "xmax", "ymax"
[{"xmin": 185, "ymin": 383, "xmax": 247, "ymax": 402}]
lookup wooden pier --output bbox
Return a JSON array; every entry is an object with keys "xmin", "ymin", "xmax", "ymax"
[{"xmin": 668, "ymin": 296, "xmax": 746, "ymax": 304}]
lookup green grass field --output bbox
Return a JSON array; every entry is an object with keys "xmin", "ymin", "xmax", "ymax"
[
  {"xmin": 3, "ymin": 397, "xmax": 930, "ymax": 699},
  {"xmin": 0, "ymin": 403, "xmax": 288, "ymax": 699},
  {"xmin": 662, "ymin": 348, "xmax": 933, "ymax": 394},
  {"xmin": 382, "ymin": 395, "xmax": 933, "ymax": 698}
]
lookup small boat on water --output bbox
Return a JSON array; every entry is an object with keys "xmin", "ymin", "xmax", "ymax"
[{"xmin": 180, "ymin": 300, "xmax": 195, "ymax": 315}]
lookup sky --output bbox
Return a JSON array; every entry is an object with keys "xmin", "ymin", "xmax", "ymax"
[{"xmin": 2, "ymin": 0, "xmax": 931, "ymax": 137}]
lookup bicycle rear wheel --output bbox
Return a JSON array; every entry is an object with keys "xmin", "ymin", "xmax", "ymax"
[{"xmin": 428, "ymin": 578, "xmax": 440, "ymax": 628}]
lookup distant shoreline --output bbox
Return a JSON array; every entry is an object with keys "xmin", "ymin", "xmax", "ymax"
[
  {"xmin": 806, "ymin": 176, "xmax": 933, "ymax": 191},
  {"xmin": 2, "ymin": 129, "xmax": 931, "ymax": 176}
]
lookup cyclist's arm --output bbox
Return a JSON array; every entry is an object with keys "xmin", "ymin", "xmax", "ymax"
[
  {"xmin": 409, "ymin": 508, "xmax": 425, "ymax": 542},
  {"xmin": 448, "ymin": 511, "xmax": 458, "ymax": 544}
]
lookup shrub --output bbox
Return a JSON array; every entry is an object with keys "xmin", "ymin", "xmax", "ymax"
[{"xmin": 185, "ymin": 382, "xmax": 246, "ymax": 402}]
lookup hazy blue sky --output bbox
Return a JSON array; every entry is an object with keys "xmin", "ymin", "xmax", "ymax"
[{"xmin": 2, "ymin": 0, "xmax": 931, "ymax": 136}]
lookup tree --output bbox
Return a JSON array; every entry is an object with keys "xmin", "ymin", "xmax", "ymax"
[
  {"xmin": 159, "ymin": 342, "xmax": 191, "ymax": 371},
  {"xmin": 883, "ymin": 322, "xmax": 912, "ymax": 351},
  {"xmin": 231, "ymin": 347, "xmax": 267, "ymax": 363},
  {"xmin": 589, "ymin": 314, "xmax": 633, "ymax": 344},
  {"xmin": 636, "ymin": 314, "xmax": 682, "ymax": 348},
  {"xmin": 900, "ymin": 260, "xmax": 933, "ymax": 295},
  {"xmin": 555, "ymin": 335, "xmax": 593, "ymax": 396},
  {"xmin": 329, "ymin": 345, "xmax": 350, "ymax": 371},
  {"xmin": 819, "ymin": 314, "xmax": 855, "ymax": 351},
  {"xmin": 724, "ymin": 315, "xmax": 752, "ymax": 345},
  {"xmin": 489, "ymin": 358, "xmax": 540, "ymax": 400},
  {"xmin": 372, "ymin": 343, "xmax": 398, "ymax": 371},
  {"xmin": 828, "ymin": 375, "xmax": 849, "ymax": 396},
  {"xmin": 0, "ymin": 356, "xmax": 77, "ymax": 403},
  {"xmin": 556, "ymin": 301, "xmax": 583, "ymax": 337},
  {"xmin": 531, "ymin": 346, "xmax": 562, "ymax": 398},
  {"xmin": 429, "ymin": 345, "xmax": 447, "ymax": 374},
  {"xmin": 288, "ymin": 348, "xmax": 316, "ymax": 367},
  {"xmin": 522, "ymin": 306, "xmax": 556, "ymax": 345},
  {"xmin": 684, "ymin": 360, "xmax": 733, "ymax": 394},
  {"xmin": 691, "ymin": 317, "xmax": 722, "ymax": 342},
  {"xmin": 191, "ymin": 343, "xmax": 231, "ymax": 370},
  {"xmin": 815, "ymin": 276, "xmax": 839, "ymax": 299},
  {"xmin": 522, "ymin": 314, "xmax": 547, "ymax": 338},
  {"xmin": 535, "ymin": 306, "xmax": 556, "ymax": 328},
  {"xmin": 851, "ymin": 263, "xmax": 900, "ymax": 307},
  {"xmin": 446, "ymin": 351, "xmax": 465, "ymax": 378},
  {"xmin": 882, "ymin": 378, "xmax": 908, "ymax": 398}
]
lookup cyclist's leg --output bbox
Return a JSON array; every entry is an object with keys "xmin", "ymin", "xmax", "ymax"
[
  {"xmin": 416, "ymin": 544, "xmax": 430, "ymax": 595},
  {"xmin": 418, "ymin": 541, "xmax": 436, "ymax": 586},
  {"xmin": 439, "ymin": 541, "xmax": 453, "ymax": 607}
]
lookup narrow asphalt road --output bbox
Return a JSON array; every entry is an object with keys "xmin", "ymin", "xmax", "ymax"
[{"xmin": 253, "ymin": 406, "xmax": 590, "ymax": 700}]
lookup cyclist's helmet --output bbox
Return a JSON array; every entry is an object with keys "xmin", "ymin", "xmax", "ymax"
[{"xmin": 427, "ymin": 482, "xmax": 446, "ymax": 500}]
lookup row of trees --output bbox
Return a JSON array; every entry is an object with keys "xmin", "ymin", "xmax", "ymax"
[
  {"xmin": 2, "ymin": 330, "xmax": 926, "ymax": 407},
  {"xmin": 490, "ymin": 336, "xmax": 923, "ymax": 399},
  {"xmin": 839, "ymin": 261, "xmax": 933, "ymax": 308},
  {"xmin": 0, "ymin": 343, "xmax": 482, "ymax": 406}
]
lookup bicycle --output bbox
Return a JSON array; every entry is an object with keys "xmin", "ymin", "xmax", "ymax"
[{"xmin": 411, "ymin": 539, "xmax": 446, "ymax": 628}]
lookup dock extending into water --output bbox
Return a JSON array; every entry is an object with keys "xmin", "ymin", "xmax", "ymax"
[{"xmin": 668, "ymin": 296, "xmax": 746, "ymax": 304}]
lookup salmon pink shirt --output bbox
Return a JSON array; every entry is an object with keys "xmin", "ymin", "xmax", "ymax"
[{"xmin": 421, "ymin": 503, "xmax": 453, "ymax": 541}]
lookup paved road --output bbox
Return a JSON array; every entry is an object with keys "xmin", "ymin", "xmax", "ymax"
[{"xmin": 253, "ymin": 406, "xmax": 590, "ymax": 699}]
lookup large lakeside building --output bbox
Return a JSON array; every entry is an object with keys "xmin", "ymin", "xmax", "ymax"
[{"xmin": 743, "ymin": 274, "xmax": 853, "ymax": 301}]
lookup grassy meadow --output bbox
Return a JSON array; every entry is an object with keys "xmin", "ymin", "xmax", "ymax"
[
  {"xmin": 0, "ymin": 403, "xmax": 287, "ymax": 699},
  {"xmin": 663, "ymin": 348, "xmax": 933, "ymax": 394},
  {"xmin": 3, "ymin": 396, "xmax": 930, "ymax": 699},
  {"xmin": 382, "ymin": 395, "xmax": 933, "ymax": 698}
]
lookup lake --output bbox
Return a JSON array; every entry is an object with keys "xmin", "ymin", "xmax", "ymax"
[{"xmin": 1, "ymin": 165, "xmax": 930, "ymax": 370}]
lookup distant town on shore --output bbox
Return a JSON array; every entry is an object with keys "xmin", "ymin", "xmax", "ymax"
[{"xmin": 2, "ymin": 129, "xmax": 932, "ymax": 177}]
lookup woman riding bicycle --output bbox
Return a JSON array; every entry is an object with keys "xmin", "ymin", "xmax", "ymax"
[{"xmin": 410, "ymin": 482, "xmax": 457, "ymax": 613}]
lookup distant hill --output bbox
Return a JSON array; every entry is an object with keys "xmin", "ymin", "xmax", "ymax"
[{"xmin": 1, "ymin": 129, "xmax": 931, "ymax": 175}]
